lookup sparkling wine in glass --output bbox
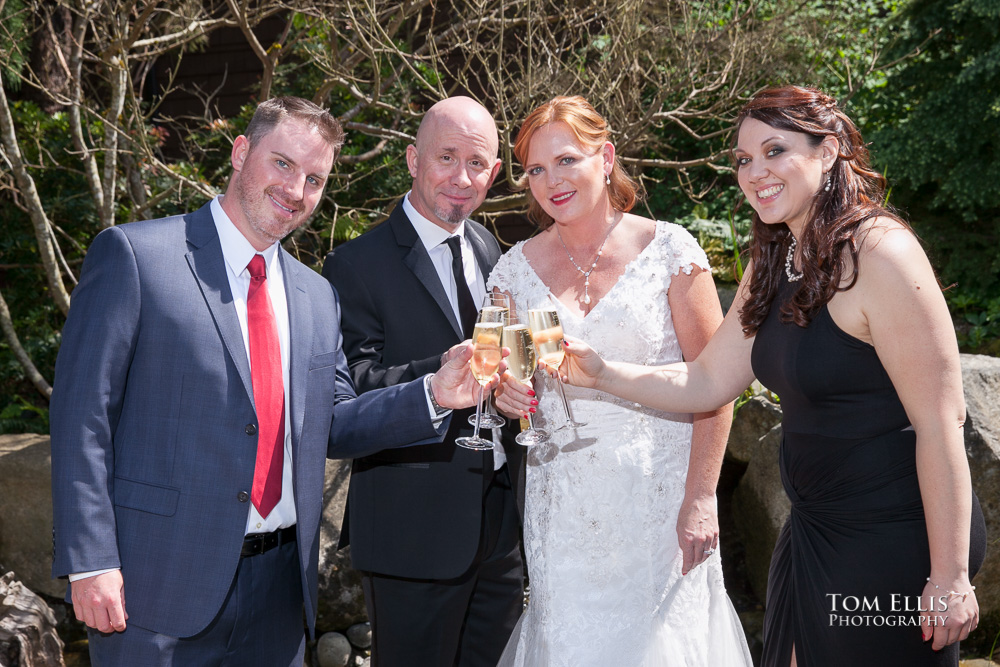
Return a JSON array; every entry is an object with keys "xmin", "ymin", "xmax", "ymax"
[
  {"xmin": 469, "ymin": 294, "xmax": 509, "ymax": 429},
  {"xmin": 526, "ymin": 308, "xmax": 585, "ymax": 430},
  {"xmin": 505, "ymin": 320, "xmax": 548, "ymax": 446},
  {"xmin": 456, "ymin": 321, "xmax": 503, "ymax": 450}
]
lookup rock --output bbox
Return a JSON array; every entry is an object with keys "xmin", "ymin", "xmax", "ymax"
[
  {"xmin": 732, "ymin": 424, "xmax": 790, "ymax": 602},
  {"xmin": 316, "ymin": 631, "xmax": 352, "ymax": 667},
  {"xmin": 961, "ymin": 354, "xmax": 1000, "ymax": 618},
  {"xmin": 727, "ymin": 395, "xmax": 782, "ymax": 464},
  {"xmin": 0, "ymin": 571, "xmax": 65, "ymax": 667},
  {"xmin": 0, "ymin": 435, "xmax": 63, "ymax": 598},
  {"xmin": 346, "ymin": 622, "xmax": 371, "ymax": 649},
  {"xmin": 316, "ymin": 459, "xmax": 367, "ymax": 633}
]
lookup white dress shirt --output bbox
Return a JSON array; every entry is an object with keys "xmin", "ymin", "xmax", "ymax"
[
  {"xmin": 210, "ymin": 197, "xmax": 297, "ymax": 535},
  {"xmin": 402, "ymin": 193, "xmax": 505, "ymax": 470}
]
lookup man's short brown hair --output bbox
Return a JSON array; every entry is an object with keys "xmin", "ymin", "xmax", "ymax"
[{"xmin": 244, "ymin": 97, "xmax": 344, "ymax": 158}]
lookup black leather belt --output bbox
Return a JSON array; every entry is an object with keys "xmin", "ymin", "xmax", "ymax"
[{"xmin": 241, "ymin": 525, "xmax": 296, "ymax": 558}]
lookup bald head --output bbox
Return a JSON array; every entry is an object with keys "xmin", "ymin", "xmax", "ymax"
[
  {"xmin": 406, "ymin": 97, "xmax": 502, "ymax": 230},
  {"xmin": 415, "ymin": 97, "xmax": 499, "ymax": 156}
]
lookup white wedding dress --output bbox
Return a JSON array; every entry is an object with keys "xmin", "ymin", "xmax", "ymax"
[{"xmin": 489, "ymin": 221, "xmax": 752, "ymax": 667}]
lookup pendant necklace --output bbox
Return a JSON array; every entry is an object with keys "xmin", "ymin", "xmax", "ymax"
[{"xmin": 556, "ymin": 213, "xmax": 620, "ymax": 305}]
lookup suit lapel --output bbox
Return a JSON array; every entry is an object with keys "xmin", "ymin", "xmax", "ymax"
[
  {"xmin": 184, "ymin": 205, "xmax": 254, "ymax": 406},
  {"xmin": 466, "ymin": 221, "xmax": 500, "ymax": 274},
  {"xmin": 280, "ymin": 250, "xmax": 310, "ymax": 455},
  {"xmin": 389, "ymin": 207, "xmax": 465, "ymax": 339}
]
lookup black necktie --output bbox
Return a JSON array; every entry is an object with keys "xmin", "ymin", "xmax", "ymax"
[{"xmin": 444, "ymin": 236, "xmax": 477, "ymax": 338}]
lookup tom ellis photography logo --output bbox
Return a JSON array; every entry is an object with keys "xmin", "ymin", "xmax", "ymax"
[{"xmin": 827, "ymin": 594, "xmax": 949, "ymax": 627}]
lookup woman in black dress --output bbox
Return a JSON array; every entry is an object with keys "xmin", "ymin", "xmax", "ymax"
[{"xmin": 509, "ymin": 85, "xmax": 987, "ymax": 666}]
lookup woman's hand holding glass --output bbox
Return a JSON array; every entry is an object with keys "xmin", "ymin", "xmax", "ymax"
[
  {"xmin": 494, "ymin": 373, "xmax": 537, "ymax": 420},
  {"xmin": 537, "ymin": 334, "xmax": 607, "ymax": 390}
]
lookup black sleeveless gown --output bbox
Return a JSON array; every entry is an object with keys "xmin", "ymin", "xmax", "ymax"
[{"xmin": 751, "ymin": 272, "xmax": 986, "ymax": 667}]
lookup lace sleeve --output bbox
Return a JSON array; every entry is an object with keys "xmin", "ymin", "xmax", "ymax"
[
  {"xmin": 660, "ymin": 222, "xmax": 711, "ymax": 277},
  {"xmin": 485, "ymin": 241, "xmax": 527, "ymax": 295}
]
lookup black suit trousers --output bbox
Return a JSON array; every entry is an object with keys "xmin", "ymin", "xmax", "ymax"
[{"xmin": 362, "ymin": 465, "xmax": 523, "ymax": 667}]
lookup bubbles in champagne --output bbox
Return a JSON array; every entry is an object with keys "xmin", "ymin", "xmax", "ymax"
[
  {"xmin": 479, "ymin": 305, "xmax": 509, "ymax": 324},
  {"xmin": 502, "ymin": 324, "xmax": 537, "ymax": 382}
]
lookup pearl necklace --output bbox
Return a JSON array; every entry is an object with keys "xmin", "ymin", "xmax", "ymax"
[
  {"xmin": 785, "ymin": 237, "xmax": 803, "ymax": 282},
  {"xmin": 556, "ymin": 215, "xmax": 620, "ymax": 305}
]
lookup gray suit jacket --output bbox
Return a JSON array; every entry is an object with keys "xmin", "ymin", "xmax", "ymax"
[{"xmin": 50, "ymin": 203, "xmax": 448, "ymax": 638}]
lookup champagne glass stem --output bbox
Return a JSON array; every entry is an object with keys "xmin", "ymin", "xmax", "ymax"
[
  {"xmin": 555, "ymin": 374, "xmax": 574, "ymax": 422},
  {"xmin": 553, "ymin": 373, "xmax": 585, "ymax": 428},
  {"xmin": 471, "ymin": 383, "xmax": 486, "ymax": 439}
]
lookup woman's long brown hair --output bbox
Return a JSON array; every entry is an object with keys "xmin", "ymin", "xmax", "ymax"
[{"xmin": 734, "ymin": 86, "xmax": 907, "ymax": 335}]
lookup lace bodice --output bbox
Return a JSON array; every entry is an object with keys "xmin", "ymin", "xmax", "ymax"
[{"xmin": 489, "ymin": 221, "xmax": 751, "ymax": 666}]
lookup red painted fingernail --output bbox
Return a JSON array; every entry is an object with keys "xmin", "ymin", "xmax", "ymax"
[
  {"xmin": 529, "ymin": 408, "xmax": 536, "ymax": 413},
  {"xmin": 530, "ymin": 400, "xmax": 538, "ymax": 406},
  {"xmin": 563, "ymin": 340, "xmax": 569, "ymax": 346},
  {"xmin": 527, "ymin": 390, "xmax": 535, "ymax": 396}
]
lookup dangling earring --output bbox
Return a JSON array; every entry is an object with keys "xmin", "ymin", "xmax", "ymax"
[
  {"xmin": 824, "ymin": 172, "xmax": 831, "ymax": 192},
  {"xmin": 605, "ymin": 172, "xmax": 611, "ymax": 186}
]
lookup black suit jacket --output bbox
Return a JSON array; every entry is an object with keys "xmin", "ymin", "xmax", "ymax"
[{"xmin": 322, "ymin": 205, "xmax": 524, "ymax": 580}]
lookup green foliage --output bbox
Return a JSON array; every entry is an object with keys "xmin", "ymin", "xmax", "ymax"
[
  {"xmin": 851, "ymin": 0, "xmax": 1000, "ymax": 347},
  {"xmin": 0, "ymin": 0, "xmax": 30, "ymax": 92},
  {"xmin": 947, "ymin": 289, "xmax": 1000, "ymax": 355},
  {"xmin": 0, "ymin": 395, "xmax": 50, "ymax": 434},
  {"xmin": 674, "ymin": 205, "xmax": 753, "ymax": 285},
  {"xmin": 863, "ymin": 0, "xmax": 1000, "ymax": 222}
]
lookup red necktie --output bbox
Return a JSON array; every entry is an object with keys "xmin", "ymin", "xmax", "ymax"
[{"xmin": 247, "ymin": 254, "xmax": 284, "ymax": 518}]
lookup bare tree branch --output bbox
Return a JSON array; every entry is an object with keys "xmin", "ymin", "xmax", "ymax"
[{"xmin": 0, "ymin": 69, "xmax": 72, "ymax": 316}]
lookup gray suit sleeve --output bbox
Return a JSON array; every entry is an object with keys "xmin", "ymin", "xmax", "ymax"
[{"xmin": 50, "ymin": 227, "xmax": 139, "ymax": 577}]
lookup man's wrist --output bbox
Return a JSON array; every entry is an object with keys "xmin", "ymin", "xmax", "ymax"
[{"xmin": 424, "ymin": 374, "xmax": 451, "ymax": 416}]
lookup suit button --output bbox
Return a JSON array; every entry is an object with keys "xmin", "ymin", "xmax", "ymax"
[
  {"xmin": 245, "ymin": 424, "xmax": 257, "ymax": 435},
  {"xmin": 237, "ymin": 491, "xmax": 249, "ymax": 503}
]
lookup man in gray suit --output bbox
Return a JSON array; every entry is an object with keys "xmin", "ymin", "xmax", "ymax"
[{"xmin": 49, "ymin": 96, "xmax": 486, "ymax": 665}]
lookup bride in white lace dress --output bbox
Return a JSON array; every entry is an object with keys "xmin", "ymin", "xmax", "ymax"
[{"xmin": 491, "ymin": 96, "xmax": 752, "ymax": 666}]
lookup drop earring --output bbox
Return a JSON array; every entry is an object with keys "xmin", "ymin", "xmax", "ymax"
[
  {"xmin": 605, "ymin": 172, "xmax": 611, "ymax": 186},
  {"xmin": 824, "ymin": 173, "xmax": 831, "ymax": 192}
]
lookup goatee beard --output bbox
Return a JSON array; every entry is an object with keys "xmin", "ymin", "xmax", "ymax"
[{"xmin": 441, "ymin": 204, "xmax": 467, "ymax": 225}]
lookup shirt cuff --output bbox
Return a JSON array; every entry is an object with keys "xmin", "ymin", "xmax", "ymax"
[{"xmin": 69, "ymin": 568, "xmax": 119, "ymax": 582}]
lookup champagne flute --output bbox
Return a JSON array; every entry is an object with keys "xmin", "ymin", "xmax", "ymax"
[
  {"xmin": 455, "ymin": 321, "xmax": 504, "ymax": 450},
  {"xmin": 526, "ymin": 308, "xmax": 586, "ymax": 430},
  {"xmin": 505, "ymin": 317, "xmax": 548, "ymax": 446},
  {"xmin": 469, "ymin": 294, "xmax": 509, "ymax": 429}
]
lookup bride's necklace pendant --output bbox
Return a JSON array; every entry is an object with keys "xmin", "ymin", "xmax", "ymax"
[
  {"xmin": 557, "ymin": 215, "xmax": 619, "ymax": 306},
  {"xmin": 785, "ymin": 237, "xmax": 803, "ymax": 282}
]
